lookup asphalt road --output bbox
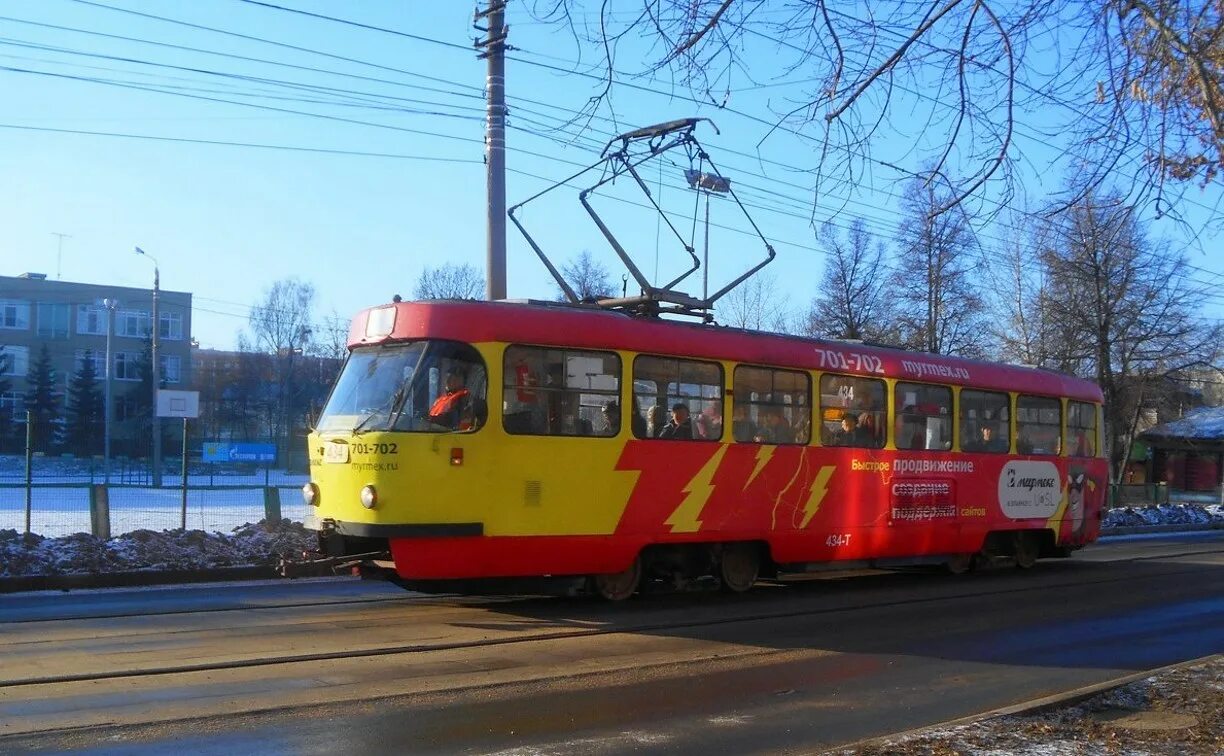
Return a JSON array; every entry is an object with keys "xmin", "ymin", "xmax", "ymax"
[{"xmin": 3, "ymin": 532, "xmax": 1224, "ymax": 755}]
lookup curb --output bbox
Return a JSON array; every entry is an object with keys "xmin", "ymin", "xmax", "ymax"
[
  {"xmin": 825, "ymin": 652, "xmax": 1224, "ymax": 754},
  {"xmin": 0, "ymin": 565, "xmax": 281, "ymax": 594},
  {"xmin": 1101, "ymin": 521, "xmax": 1224, "ymax": 535}
]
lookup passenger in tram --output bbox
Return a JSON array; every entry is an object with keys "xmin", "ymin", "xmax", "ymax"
[
  {"xmin": 658, "ymin": 403, "xmax": 694, "ymax": 440},
  {"xmin": 832, "ymin": 413, "xmax": 870, "ymax": 446},
  {"xmin": 965, "ymin": 424, "xmax": 1007, "ymax": 453},
  {"xmin": 731, "ymin": 405, "xmax": 755, "ymax": 442},
  {"xmin": 602, "ymin": 400, "xmax": 622, "ymax": 436},
  {"xmin": 647, "ymin": 405, "xmax": 667, "ymax": 437},
  {"xmin": 428, "ymin": 369, "xmax": 472, "ymax": 430},
  {"xmin": 630, "ymin": 398, "xmax": 648, "ymax": 438},
  {"xmin": 792, "ymin": 414, "xmax": 811, "ymax": 444},
  {"xmin": 754, "ymin": 407, "xmax": 791, "ymax": 443},
  {"xmin": 695, "ymin": 402, "xmax": 723, "ymax": 440}
]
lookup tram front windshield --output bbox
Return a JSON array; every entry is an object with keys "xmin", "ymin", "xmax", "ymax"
[{"xmin": 316, "ymin": 340, "xmax": 487, "ymax": 433}]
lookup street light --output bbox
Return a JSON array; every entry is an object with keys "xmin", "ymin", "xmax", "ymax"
[
  {"xmin": 684, "ymin": 169, "xmax": 731, "ymax": 307},
  {"xmin": 102, "ymin": 297, "xmax": 119, "ymax": 484},
  {"xmin": 135, "ymin": 246, "xmax": 162, "ymax": 487}
]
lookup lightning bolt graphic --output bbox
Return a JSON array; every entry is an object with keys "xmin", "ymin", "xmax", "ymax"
[
  {"xmin": 799, "ymin": 465, "xmax": 837, "ymax": 529},
  {"xmin": 745, "ymin": 446, "xmax": 775, "ymax": 489},
  {"xmin": 665, "ymin": 446, "xmax": 727, "ymax": 533}
]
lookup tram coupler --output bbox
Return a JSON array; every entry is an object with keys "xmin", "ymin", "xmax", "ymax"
[{"xmin": 277, "ymin": 550, "xmax": 391, "ymax": 579}]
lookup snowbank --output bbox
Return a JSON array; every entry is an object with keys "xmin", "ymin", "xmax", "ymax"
[
  {"xmin": 1102, "ymin": 503, "xmax": 1224, "ymax": 529},
  {"xmin": 0, "ymin": 520, "xmax": 316, "ymax": 578}
]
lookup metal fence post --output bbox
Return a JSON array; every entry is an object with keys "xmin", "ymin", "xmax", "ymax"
[
  {"xmin": 263, "ymin": 486, "xmax": 281, "ymax": 523},
  {"xmin": 24, "ymin": 410, "xmax": 32, "ymax": 535},
  {"xmin": 90, "ymin": 484, "xmax": 111, "ymax": 540},
  {"xmin": 180, "ymin": 417, "xmax": 189, "ymax": 531}
]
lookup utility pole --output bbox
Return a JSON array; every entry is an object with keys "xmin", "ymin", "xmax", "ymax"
[
  {"xmin": 475, "ymin": 1, "xmax": 508, "ymax": 301},
  {"xmin": 136, "ymin": 247, "xmax": 162, "ymax": 487},
  {"xmin": 52, "ymin": 233, "xmax": 72, "ymax": 280},
  {"xmin": 103, "ymin": 298, "xmax": 118, "ymax": 484}
]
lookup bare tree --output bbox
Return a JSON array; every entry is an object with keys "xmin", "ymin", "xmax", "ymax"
[
  {"xmin": 892, "ymin": 177, "xmax": 988, "ymax": 357},
  {"xmin": 247, "ymin": 278, "xmax": 316, "ymax": 446},
  {"xmin": 534, "ymin": 1, "xmax": 1223, "ymax": 221},
  {"xmin": 1037, "ymin": 191, "xmax": 1222, "ymax": 481},
  {"xmin": 311, "ymin": 308, "xmax": 351, "ymax": 362},
  {"xmin": 719, "ymin": 272, "xmax": 793, "ymax": 331},
  {"xmin": 806, "ymin": 219, "xmax": 895, "ymax": 341},
  {"xmin": 558, "ymin": 250, "xmax": 616, "ymax": 301},
  {"xmin": 414, "ymin": 263, "xmax": 485, "ymax": 300}
]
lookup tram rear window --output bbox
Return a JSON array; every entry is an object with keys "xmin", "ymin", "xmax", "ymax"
[
  {"xmin": 316, "ymin": 341, "xmax": 488, "ymax": 434},
  {"xmin": 1067, "ymin": 401, "xmax": 1099, "ymax": 457},
  {"xmin": 1017, "ymin": 395, "xmax": 1061, "ymax": 455},
  {"xmin": 503, "ymin": 346, "xmax": 621, "ymax": 437}
]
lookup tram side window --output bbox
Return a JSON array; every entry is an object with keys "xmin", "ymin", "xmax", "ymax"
[
  {"xmin": 1016, "ymin": 395, "xmax": 1061, "ymax": 455},
  {"xmin": 732, "ymin": 366, "xmax": 811, "ymax": 444},
  {"xmin": 960, "ymin": 389, "xmax": 1010, "ymax": 453},
  {"xmin": 895, "ymin": 383, "xmax": 953, "ymax": 451},
  {"xmin": 1066, "ymin": 401, "xmax": 1098, "ymax": 457},
  {"xmin": 502, "ymin": 346, "xmax": 621, "ymax": 437},
  {"xmin": 633, "ymin": 356, "xmax": 723, "ymax": 440},
  {"xmin": 819, "ymin": 374, "xmax": 885, "ymax": 448}
]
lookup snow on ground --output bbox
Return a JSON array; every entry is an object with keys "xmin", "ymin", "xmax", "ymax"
[
  {"xmin": 1102, "ymin": 503, "xmax": 1224, "ymax": 529},
  {"xmin": 846, "ymin": 657, "xmax": 1224, "ymax": 755}
]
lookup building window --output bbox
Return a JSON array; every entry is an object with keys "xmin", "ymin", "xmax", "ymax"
[
  {"xmin": 632, "ymin": 356, "xmax": 723, "ymax": 440},
  {"xmin": 819, "ymin": 374, "xmax": 886, "ymax": 448},
  {"xmin": 895, "ymin": 382, "xmax": 953, "ymax": 451},
  {"xmin": 159, "ymin": 312, "xmax": 183, "ymax": 341},
  {"xmin": 115, "ymin": 396, "xmax": 141, "ymax": 422},
  {"xmin": 0, "ymin": 300, "xmax": 30, "ymax": 330},
  {"xmin": 76, "ymin": 305, "xmax": 107, "ymax": 336},
  {"xmin": 160, "ymin": 355, "xmax": 182, "ymax": 384},
  {"xmin": 0, "ymin": 392, "xmax": 24, "ymax": 415},
  {"xmin": 732, "ymin": 365, "xmax": 810, "ymax": 444},
  {"xmin": 114, "ymin": 351, "xmax": 143, "ymax": 381},
  {"xmin": 503, "ymin": 345, "xmax": 621, "ymax": 436},
  {"xmin": 36, "ymin": 303, "xmax": 70, "ymax": 339},
  {"xmin": 1017, "ymin": 395, "xmax": 1061, "ymax": 455},
  {"xmin": 117, "ymin": 310, "xmax": 151, "ymax": 338},
  {"xmin": 1067, "ymin": 401, "xmax": 1098, "ymax": 457},
  {"xmin": 74, "ymin": 349, "xmax": 107, "ymax": 376},
  {"xmin": 0, "ymin": 345, "xmax": 29, "ymax": 377}
]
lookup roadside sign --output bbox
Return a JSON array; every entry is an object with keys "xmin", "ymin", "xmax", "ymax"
[
  {"xmin": 156, "ymin": 389, "xmax": 200, "ymax": 418},
  {"xmin": 202, "ymin": 442, "xmax": 277, "ymax": 463}
]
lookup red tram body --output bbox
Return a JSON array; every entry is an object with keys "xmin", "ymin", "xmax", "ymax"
[{"xmin": 307, "ymin": 300, "xmax": 1107, "ymax": 596}]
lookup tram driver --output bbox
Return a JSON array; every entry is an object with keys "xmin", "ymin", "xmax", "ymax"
[{"xmin": 428, "ymin": 369, "xmax": 475, "ymax": 431}]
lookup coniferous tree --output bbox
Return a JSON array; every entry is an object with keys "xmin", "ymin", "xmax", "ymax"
[
  {"xmin": 24, "ymin": 344, "xmax": 59, "ymax": 452},
  {"xmin": 66, "ymin": 351, "xmax": 104, "ymax": 455}
]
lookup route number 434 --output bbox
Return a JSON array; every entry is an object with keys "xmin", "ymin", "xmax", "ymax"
[{"xmin": 826, "ymin": 533, "xmax": 852, "ymax": 547}]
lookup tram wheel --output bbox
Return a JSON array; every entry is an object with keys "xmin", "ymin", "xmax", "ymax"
[
  {"xmin": 1013, "ymin": 533, "xmax": 1039, "ymax": 569},
  {"xmin": 945, "ymin": 553, "xmax": 974, "ymax": 575},
  {"xmin": 591, "ymin": 556, "xmax": 642, "ymax": 601},
  {"xmin": 719, "ymin": 543, "xmax": 761, "ymax": 593}
]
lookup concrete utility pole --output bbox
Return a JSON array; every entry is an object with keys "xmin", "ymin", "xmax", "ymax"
[
  {"xmin": 475, "ymin": 1, "xmax": 508, "ymax": 301},
  {"xmin": 135, "ymin": 246, "xmax": 162, "ymax": 487}
]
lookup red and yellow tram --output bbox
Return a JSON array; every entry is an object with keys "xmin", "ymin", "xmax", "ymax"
[{"xmin": 303, "ymin": 299, "xmax": 1106, "ymax": 599}]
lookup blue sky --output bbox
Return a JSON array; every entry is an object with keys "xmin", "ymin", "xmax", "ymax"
[{"xmin": 1, "ymin": 0, "xmax": 1221, "ymax": 349}]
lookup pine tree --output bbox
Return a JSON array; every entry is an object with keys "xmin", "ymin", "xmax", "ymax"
[
  {"xmin": 24, "ymin": 344, "xmax": 59, "ymax": 452},
  {"xmin": 66, "ymin": 351, "xmax": 104, "ymax": 456}
]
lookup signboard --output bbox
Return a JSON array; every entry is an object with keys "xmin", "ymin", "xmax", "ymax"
[
  {"xmin": 203, "ymin": 442, "xmax": 277, "ymax": 463},
  {"xmin": 156, "ymin": 389, "xmax": 200, "ymax": 418}
]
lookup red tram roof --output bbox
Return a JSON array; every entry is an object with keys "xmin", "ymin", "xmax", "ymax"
[{"xmin": 348, "ymin": 299, "xmax": 1103, "ymax": 403}]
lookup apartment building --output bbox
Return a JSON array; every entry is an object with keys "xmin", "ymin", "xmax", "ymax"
[{"xmin": 0, "ymin": 272, "xmax": 193, "ymax": 444}]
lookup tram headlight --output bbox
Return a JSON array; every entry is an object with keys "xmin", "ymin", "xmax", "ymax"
[
  {"xmin": 302, "ymin": 482, "xmax": 319, "ymax": 507},
  {"xmin": 360, "ymin": 484, "xmax": 378, "ymax": 509}
]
